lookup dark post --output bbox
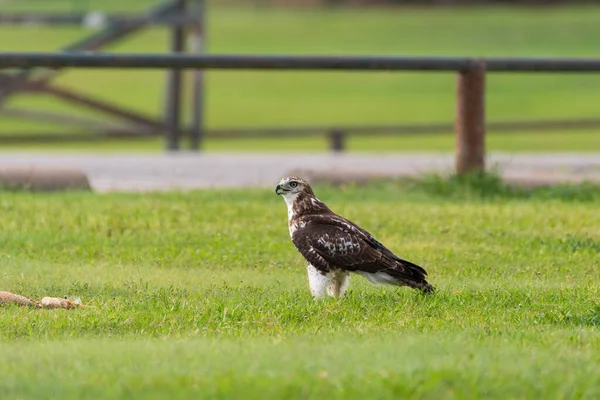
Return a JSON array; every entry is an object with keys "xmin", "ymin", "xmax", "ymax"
[
  {"xmin": 329, "ymin": 129, "xmax": 346, "ymax": 152},
  {"xmin": 189, "ymin": 0, "xmax": 205, "ymax": 151},
  {"xmin": 455, "ymin": 59, "xmax": 486, "ymax": 175},
  {"xmin": 164, "ymin": 0, "xmax": 186, "ymax": 151}
]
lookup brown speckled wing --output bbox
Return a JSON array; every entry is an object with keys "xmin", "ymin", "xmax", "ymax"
[{"xmin": 292, "ymin": 213, "xmax": 428, "ymax": 282}]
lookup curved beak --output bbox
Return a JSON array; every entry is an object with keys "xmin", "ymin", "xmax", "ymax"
[{"xmin": 275, "ymin": 184, "xmax": 283, "ymax": 195}]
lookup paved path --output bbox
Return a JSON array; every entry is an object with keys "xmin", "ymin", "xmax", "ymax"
[{"xmin": 0, "ymin": 152, "xmax": 599, "ymax": 192}]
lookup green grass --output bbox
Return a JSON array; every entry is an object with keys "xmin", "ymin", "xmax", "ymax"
[
  {"xmin": 1, "ymin": 3, "xmax": 600, "ymax": 151},
  {"xmin": 1, "ymin": 178, "xmax": 600, "ymax": 398}
]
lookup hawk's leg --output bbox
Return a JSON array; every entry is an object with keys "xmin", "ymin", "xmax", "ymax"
[
  {"xmin": 327, "ymin": 270, "xmax": 350, "ymax": 298},
  {"xmin": 306, "ymin": 265, "xmax": 350, "ymax": 299},
  {"xmin": 306, "ymin": 264, "xmax": 333, "ymax": 299}
]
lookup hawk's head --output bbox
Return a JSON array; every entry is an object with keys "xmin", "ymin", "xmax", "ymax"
[
  {"xmin": 276, "ymin": 176, "xmax": 330, "ymax": 219},
  {"xmin": 275, "ymin": 176, "xmax": 312, "ymax": 197}
]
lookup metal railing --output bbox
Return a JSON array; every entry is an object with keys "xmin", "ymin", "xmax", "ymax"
[
  {"xmin": 0, "ymin": 0, "xmax": 205, "ymax": 152},
  {"xmin": 1, "ymin": 53, "xmax": 600, "ymax": 72},
  {"xmin": 1, "ymin": 52, "xmax": 599, "ymax": 174}
]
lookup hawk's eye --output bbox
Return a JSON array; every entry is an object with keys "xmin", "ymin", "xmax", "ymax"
[{"xmin": 289, "ymin": 182, "xmax": 298, "ymax": 188}]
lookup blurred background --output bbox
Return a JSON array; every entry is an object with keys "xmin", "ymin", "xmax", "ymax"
[{"xmin": 0, "ymin": 0, "xmax": 599, "ymax": 153}]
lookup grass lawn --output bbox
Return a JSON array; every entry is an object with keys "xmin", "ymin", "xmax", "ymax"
[
  {"xmin": 1, "ymin": 177, "xmax": 600, "ymax": 398},
  {"xmin": 1, "ymin": 3, "xmax": 600, "ymax": 151}
]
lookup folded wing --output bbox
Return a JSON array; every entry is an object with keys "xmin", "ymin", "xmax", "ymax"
[{"xmin": 292, "ymin": 214, "xmax": 430, "ymax": 288}]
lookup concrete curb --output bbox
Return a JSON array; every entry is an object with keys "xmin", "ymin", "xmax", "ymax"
[{"xmin": 0, "ymin": 168, "xmax": 92, "ymax": 191}]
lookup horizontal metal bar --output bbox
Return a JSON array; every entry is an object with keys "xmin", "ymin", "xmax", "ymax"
[
  {"xmin": 205, "ymin": 118, "xmax": 600, "ymax": 138},
  {"xmin": 207, "ymin": 124, "xmax": 453, "ymax": 138},
  {"xmin": 486, "ymin": 57, "xmax": 600, "ymax": 72},
  {"xmin": 0, "ymin": 13, "xmax": 202, "ymax": 27},
  {"xmin": 0, "ymin": 131, "xmax": 158, "ymax": 144},
  {"xmin": 0, "ymin": 53, "xmax": 476, "ymax": 71},
  {"xmin": 2, "ymin": 117, "xmax": 597, "ymax": 145},
  {"xmin": 0, "ymin": 53, "xmax": 600, "ymax": 72}
]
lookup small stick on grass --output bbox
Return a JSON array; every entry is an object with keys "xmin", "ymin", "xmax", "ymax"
[{"xmin": 0, "ymin": 291, "xmax": 85, "ymax": 309}]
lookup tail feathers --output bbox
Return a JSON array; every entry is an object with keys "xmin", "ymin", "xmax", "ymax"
[
  {"xmin": 357, "ymin": 265, "xmax": 436, "ymax": 294},
  {"xmin": 403, "ymin": 279, "xmax": 436, "ymax": 295},
  {"xmin": 422, "ymin": 282, "xmax": 436, "ymax": 294},
  {"xmin": 387, "ymin": 259, "xmax": 435, "ymax": 294}
]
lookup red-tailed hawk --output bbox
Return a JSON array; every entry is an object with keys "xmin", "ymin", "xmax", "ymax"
[{"xmin": 275, "ymin": 176, "xmax": 435, "ymax": 299}]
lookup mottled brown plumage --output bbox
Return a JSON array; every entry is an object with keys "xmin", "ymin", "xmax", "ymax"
[{"xmin": 276, "ymin": 176, "xmax": 434, "ymax": 298}]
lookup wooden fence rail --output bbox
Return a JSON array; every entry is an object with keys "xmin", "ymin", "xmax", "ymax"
[{"xmin": 1, "ymin": 52, "xmax": 600, "ymax": 174}]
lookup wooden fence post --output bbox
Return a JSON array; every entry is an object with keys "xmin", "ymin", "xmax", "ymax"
[
  {"xmin": 164, "ymin": 0, "xmax": 186, "ymax": 151},
  {"xmin": 455, "ymin": 59, "xmax": 486, "ymax": 175}
]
